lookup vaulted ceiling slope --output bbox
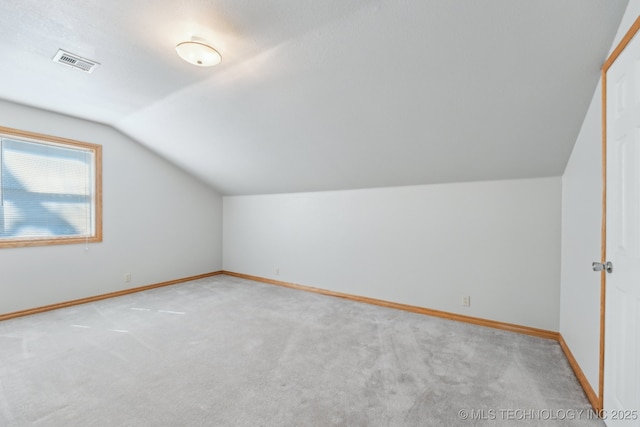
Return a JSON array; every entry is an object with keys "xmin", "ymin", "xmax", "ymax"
[{"xmin": 0, "ymin": 0, "xmax": 629, "ymax": 195}]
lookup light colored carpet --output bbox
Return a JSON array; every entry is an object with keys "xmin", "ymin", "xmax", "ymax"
[{"xmin": 0, "ymin": 275, "xmax": 603, "ymax": 426}]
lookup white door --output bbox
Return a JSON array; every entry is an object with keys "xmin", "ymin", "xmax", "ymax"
[{"xmin": 605, "ymin": 30, "xmax": 640, "ymax": 427}]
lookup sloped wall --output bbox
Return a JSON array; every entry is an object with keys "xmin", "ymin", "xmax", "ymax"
[{"xmin": 560, "ymin": 0, "xmax": 640, "ymax": 396}]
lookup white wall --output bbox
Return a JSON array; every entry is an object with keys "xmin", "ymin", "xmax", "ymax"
[
  {"xmin": 560, "ymin": 0, "xmax": 640, "ymax": 395},
  {"xmin": 0, "ymin": 100, "xmax": 223, "ymax": 315},
  {"xmin": 224, "ymin": 177, "xmax": 561, "ymax": 331}
]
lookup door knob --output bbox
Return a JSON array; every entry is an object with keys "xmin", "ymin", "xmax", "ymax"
[{"xmin": 592, "ymin": 261, "xmax": 613, "ymax": 273}]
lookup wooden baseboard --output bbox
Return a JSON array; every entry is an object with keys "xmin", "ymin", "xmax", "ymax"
[
  {"xmin": 226, "ymin": 271, "xmax": 608, "ymax": 410},
  {"xmin": 2, "ymin": 269, "xmax": 598, "ymax": 413},
  {"xmin": 558, "ymin": 334, "xmax": 600, "ymax": 412},
  {"xmin": 0, "ymin": 269, "xmax": 561, "ymax": 342},
  {"xmin": 0, "ymin": 271, "xmax": 223, "ymax": 322},
  {"xmin": 222, "ymin": 271, "xmax": 560, "ymax": 341}
]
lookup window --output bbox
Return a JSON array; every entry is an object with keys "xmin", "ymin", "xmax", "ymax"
[{"xmin": 0, "ymin": 126, "xmax": 102, "ymax": 248}]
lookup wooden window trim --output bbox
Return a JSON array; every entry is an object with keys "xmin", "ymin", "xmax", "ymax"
[{"xmin": 0, "ymin": 126, "xmax": 102, "ymax": 248}]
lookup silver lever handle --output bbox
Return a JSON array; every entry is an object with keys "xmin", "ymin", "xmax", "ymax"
[{"xmin": 592, "ymin": 261, "xmax": 613, "ymax": 273}]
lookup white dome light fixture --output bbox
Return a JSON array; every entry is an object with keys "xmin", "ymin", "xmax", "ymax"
[{"xmin": 176, "ymin": 37, "xmax": 221, "ymax": 67}]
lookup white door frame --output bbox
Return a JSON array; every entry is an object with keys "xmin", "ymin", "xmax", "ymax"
[{"xmin": 600, "ymin": 15, "xmax": 640, "ymax": 414}]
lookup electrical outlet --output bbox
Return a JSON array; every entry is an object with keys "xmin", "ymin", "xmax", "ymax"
[
  {"xmin": 125, "ymin": 273, "xmax": 132, "ymax": 283},
  {"xmin": 462, "ymin": 296, "xmax": 471, "ymax": 307}
]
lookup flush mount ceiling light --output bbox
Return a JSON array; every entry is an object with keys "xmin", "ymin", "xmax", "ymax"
[{"xmin": 176, "ymin": 37, "xmax": 221, "ymax": 67}]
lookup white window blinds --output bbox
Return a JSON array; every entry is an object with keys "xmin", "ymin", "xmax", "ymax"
[{"xmin": 0, "ymin": 137, "xmax": 96, "ymax": 241}]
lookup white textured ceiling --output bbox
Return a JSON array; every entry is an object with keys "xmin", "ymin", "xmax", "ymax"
[{"xmin": 0, "ymin": 0, "xmax": 629, "ymax": 195}]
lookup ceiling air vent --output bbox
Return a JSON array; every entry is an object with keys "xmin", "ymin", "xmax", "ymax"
[{"xmin": 52, "ymin": 49, "xmax": 100, "ymax": 73}]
